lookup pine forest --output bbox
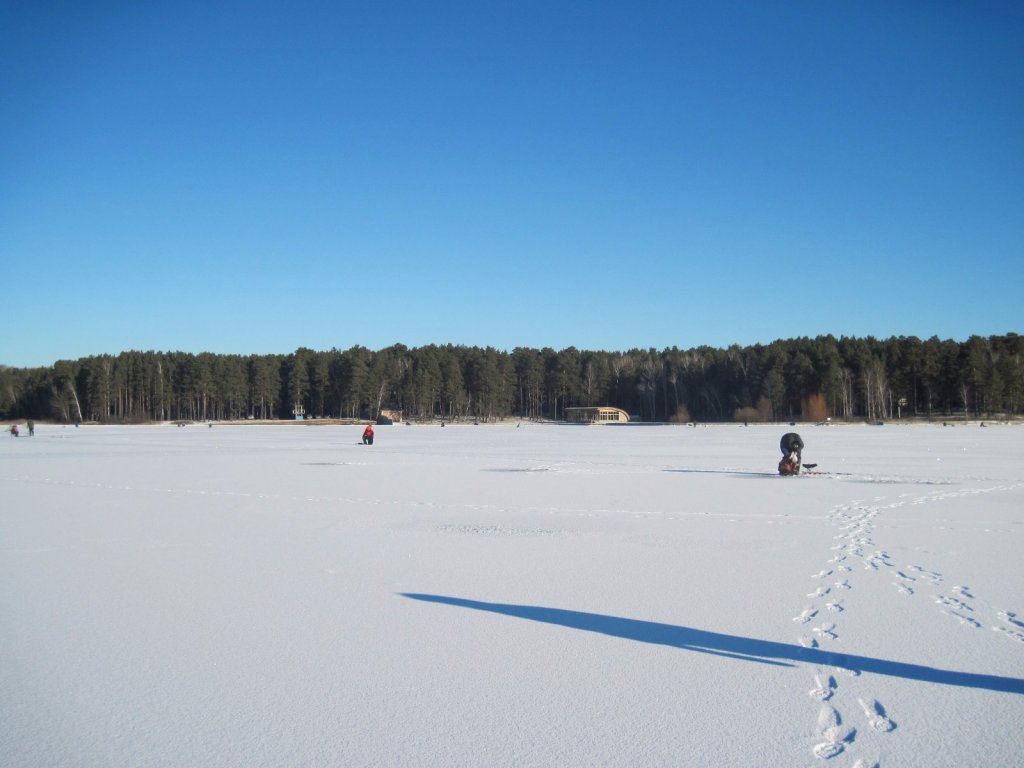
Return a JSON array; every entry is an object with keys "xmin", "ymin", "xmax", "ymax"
[{"xmin": 2, "ymin": 334, "xmax": 1021, "ymax": 424}]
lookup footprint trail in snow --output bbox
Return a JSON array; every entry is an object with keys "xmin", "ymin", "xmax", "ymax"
[{"xmin": 795, "ymin": 485, "xmax": 1023, "ymax": 762}]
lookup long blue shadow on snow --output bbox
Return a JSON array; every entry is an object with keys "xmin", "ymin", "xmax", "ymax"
[{"xmin": 401, "ymin": 593, "xmax": 1024, "ymax": 695}]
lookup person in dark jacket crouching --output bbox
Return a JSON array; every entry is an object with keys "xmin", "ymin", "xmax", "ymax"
[{"xmin": 778, "ymin": 432, "xmax": 803, "ymax": 475}]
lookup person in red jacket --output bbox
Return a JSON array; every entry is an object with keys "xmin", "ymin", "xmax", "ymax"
[{"xmin": 362, "ymin": 423, "xmax": 374, "ymax": 445}]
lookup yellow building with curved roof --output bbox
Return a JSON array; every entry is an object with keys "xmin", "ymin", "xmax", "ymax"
[{"xmin": 563, "ymin": 407, "xmax": 630, "ymax": 424}]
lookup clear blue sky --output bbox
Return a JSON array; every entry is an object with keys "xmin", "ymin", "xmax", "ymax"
[{"xmin": 2, "ymin": 1, "xmax": 1022, "ymax": 368}]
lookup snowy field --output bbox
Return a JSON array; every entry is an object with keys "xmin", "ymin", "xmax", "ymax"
[{"xmin": 2, "ymin": 421, "xmax": 1023, "ymax": 767}]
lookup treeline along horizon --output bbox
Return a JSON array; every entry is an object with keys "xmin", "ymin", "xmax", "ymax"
[{"xmin": 1, "ymin": 334, "xmax": 1021, "ymax": 424}]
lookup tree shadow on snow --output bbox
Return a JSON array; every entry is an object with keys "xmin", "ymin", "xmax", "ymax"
[{"xmin": 400, "ymin": 593, "xmax": 1024, "ymax": 695}]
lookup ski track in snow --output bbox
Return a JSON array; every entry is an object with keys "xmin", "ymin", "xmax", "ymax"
[
  {"xmin": 435, "ymin": 523, "xmax": 560, "ymax": 538},
  {"xmin": 797, "ymin": 482, "xmax": 1024, "ymax": 762}
]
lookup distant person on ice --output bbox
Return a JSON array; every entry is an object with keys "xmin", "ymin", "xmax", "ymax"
[
  {"xmin": 362, "ymin": 424, "xmax": 374, "ymax": 445},
  {"xmin": 778, "ymin": 432, "xmax": 803, "ymax": 475}
]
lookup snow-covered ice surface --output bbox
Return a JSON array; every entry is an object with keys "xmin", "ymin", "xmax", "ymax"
[{"xmin": 2, "ymin": 422, "xmax": 1022, "ymax": 767}]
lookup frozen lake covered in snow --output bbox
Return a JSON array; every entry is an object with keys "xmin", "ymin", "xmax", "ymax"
[{"xmin": 2, "ymin": 421, "xmax": 1023, "ymax": 766}]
